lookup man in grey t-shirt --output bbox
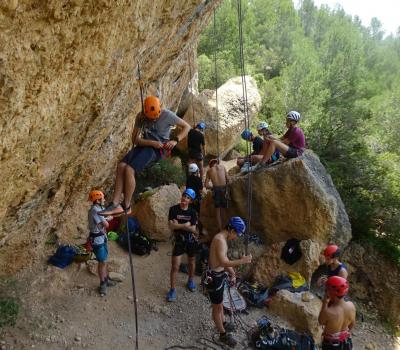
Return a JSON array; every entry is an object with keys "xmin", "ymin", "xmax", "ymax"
[{"xmin": 101, "ymin": 96, "xmax": 190, "ymax": 217}]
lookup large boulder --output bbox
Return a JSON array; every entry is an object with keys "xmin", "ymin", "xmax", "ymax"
[
  {"xmin": 132, "ymin": 184, "xmax": 181, "ymax": 241},
  {"xmin": 176, "ymin": 76, "xmax": 261, "ymax": 157},
  {"xmin": 252, "ymin": 240, "xmax": 321, "ymax": 286},
  {"xmin": 268, "ymin": 290, "xmax": 323, "ymax": 342},
  {"xmin": 343, "ymin": 242, "xmax": 400, "ymax": 326},
  {"xmin": 200, "ymin": 150, "xmax": 352, "ymax": 247}
]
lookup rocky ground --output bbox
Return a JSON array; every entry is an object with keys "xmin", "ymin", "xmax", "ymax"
[{"xmin": 0, "ymin": 242, "xmax": 399, "ymax": 350}]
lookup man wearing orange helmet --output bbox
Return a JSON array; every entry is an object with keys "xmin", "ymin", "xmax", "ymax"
[
  {"xmin": 88, "ymin": 190, "xmax": 116, "ymax": 296},
  {"xmin": 101, "ymin": 96, "xmax": 190, "ymax": 217},
  {"xmin": 318, "ymin": 276, "xmax": 355, "ymax": 349},
  {"xmin": 317, "ymin": 244, "xmax": 348, "ymax": 287}
]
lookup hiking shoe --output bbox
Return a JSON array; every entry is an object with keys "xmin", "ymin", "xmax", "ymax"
[
  {"xmin": 219, "ymin": 333, "xmax": 237, "ymax": 348},
  {"xmin": 223, "ymin": 321, "xmax": 236, "ymax": 332},
  {"xmin": 106, "ymin": 278, "xmax": 117, "ymax": 287},
  {"xmin": 99, "ymin": 203, "xmax": 131, "ymax": 217},
  {"xmin": 166, "ymin": 288, "xmax": 176, "ymax": 302},
  {"xmin": 187, "ymin": 279, "xmax": 196, "ymax": 292},
  {"xmin": 99, "ymin": 283, "xmax": 107, "ymax": 296}
]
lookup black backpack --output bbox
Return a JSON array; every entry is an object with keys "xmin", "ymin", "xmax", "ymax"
[{"xmin": 117, "ymin": 230, "xmax": 155, "ymax": 256}]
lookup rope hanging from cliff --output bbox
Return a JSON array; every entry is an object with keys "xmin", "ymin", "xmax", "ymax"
[
  {"xmin": 236, "ymin": 0, "xmax": 253, "ymax": 255},
  {"xmin": 187, "ymin": 50, "xmax": 196, "ymax": 127},
  {"xmin": 212, "ymin": 9, "xmax": 220, "ymax": 159}
]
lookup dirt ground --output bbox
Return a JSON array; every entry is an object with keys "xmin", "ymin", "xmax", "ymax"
[{"xmin": 0, "ymin": 241, "xmax": 399, "ymax": 350}]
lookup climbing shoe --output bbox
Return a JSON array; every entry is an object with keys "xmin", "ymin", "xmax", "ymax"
[
  {"xmin": 166, "ymin": 288, "xmax": 177, "ymax": 302},
  {"xmin": 223, "ymin": 321, "xmax": 236, "ymax": 332},
  {"xmin": 99, "ymin": 282, "xmax": 107, "ymax": 296},
  {"xmin": 219, "ymin": 333, "xmax": 237, "ymax": 348},
  {"xmin": 106, "ymin": 277, "xmax": 117, "ymax": 287},
  {"xmin": 187, "ymin": 279, "xmax": 196, "ymax": 292},
  {"xmin": 99, "ymin": 203, "xmax": 131, "ymax": 217}
]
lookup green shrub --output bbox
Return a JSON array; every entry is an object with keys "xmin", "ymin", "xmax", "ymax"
[{"xmin": 0, "ymin": 297, "xmax": 19, "ymax": 328}]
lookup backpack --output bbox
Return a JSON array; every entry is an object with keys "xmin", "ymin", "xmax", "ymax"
[
  {"xmin": 48, "ymin": 245, "xmax": 77, "ymax": 269},
  {"xmin": 117, "ymin": 230, "xmax": 154, "ymax": 256},
  {"xmin": 251, "ymin": 316, "xmax": 317, "ymax": 350},
  {"xmin": 238, "ymin": 281, "xmax": 270, "ymax": 307}
]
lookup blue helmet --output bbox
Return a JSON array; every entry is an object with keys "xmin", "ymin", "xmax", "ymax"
[
  {"xmin": 228, "ymin": 216, "xmax": 246, "ymax": 236},
  {"xmin": 241, "ymin": 129, "xmax": 253, "ymax": 141},
  {"xmin": 197, "ymin": 122, "xmax": 206, "ymax": 130},
  {"xmin": 183, "ymin": 188, "xmax": 196, "ymax": 200}
]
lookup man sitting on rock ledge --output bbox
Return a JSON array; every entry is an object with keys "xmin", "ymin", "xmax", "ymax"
[
  {"xmin": 100, "ymin": 96, "xmax": 190, "ymax": 217},
  {"xmin": 318, "ymin": 276, "xmax": 355, "ymax": 350}
]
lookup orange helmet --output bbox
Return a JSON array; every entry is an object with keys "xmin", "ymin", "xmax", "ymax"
[
  {"xmin": 88, "ymin": 190, "xmax": 104, "ymax": 202},
  {"xmin": 144, "ymin": 96, "xmax": 161, "ymax": 120}
]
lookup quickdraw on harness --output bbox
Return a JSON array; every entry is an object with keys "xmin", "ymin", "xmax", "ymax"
[{"xmin": 202, "ymin": 269, "xmax": 228, "ymax": 293}]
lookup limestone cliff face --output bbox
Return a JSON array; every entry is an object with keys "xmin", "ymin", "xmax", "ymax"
[{"xmin": 0, "ymin": 0, "xmax": 220, "ymax": 275}]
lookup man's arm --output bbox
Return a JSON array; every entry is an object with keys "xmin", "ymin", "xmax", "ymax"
[
  {"xmin": 169, "ymin": 220, "xmax": 196, "ymax": 233},
  {"xmin": 204, "ymin": 171, "xmax": 212, "ymax": 190},
  {"xmin": 164, "ymin": 117, "xmax": 191, "ymax": 150},
  {"xmin": 318, "ymin": 293, "xmax": 330, "ymax": 326},
  {"xmin": 338, "ymin": 268, "xmax": 348, "ymax": 279},
  {"xmin": 215, "ymin": 239, "xmax": 252, "ymax": 268},
  {"xmin": 348, "ymin": 303, "xmax": 356, "ymax": 330}
]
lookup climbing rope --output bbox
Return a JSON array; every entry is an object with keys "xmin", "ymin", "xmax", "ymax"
[
  {"xmin": 212, "ymin": 9, "xmax": 220, "ymax": 159},
  {"xmin": 236, "ymin": 0, "xmax": 253, "ymax": 255},
  {"xmin": 187, "ymin": 50, "xmax": 196, "ymax": 127}
]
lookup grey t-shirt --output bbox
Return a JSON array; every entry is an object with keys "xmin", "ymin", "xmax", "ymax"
[
  {"xmin": 142, "ymin": 109, "xmax": 180, "ymax": 143},
  {"xmin": 88, "ymin": 205, "xmax": 107, "ymax": 245}
]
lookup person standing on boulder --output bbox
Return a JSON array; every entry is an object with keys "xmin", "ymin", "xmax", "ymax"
[
  {"xmin": 187, "ymin": 122, "xmax": 206, "ymax": 181},
  {"xmin": 100, "ymin": 96, "xmax": 191, "ymax": 217},
  {"xmin": 318, "ymin": 276, "xmax": 355, "ymax": 349},
  {"xmin": 87, "ymin": 190, "xmax": 117, "ymax": 296},
  {"xmin": 204, "ymin": 159, "xmax": 229, "ymax": 231},
  {"xmin": 317, "ymin": 244, "xmax": 348, "ymax": 287},
  {"xmin": 166, "ymin": 189, "xmax": 198, "ymax": 302},
  {"xmin": 260, "ymin": 111, "xmax": 305, "ymax": 163},
  {"xmin": 206, "ymin": 217, "xmax": 252, "ymax": 347}
]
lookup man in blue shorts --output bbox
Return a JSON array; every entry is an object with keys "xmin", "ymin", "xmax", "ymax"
[{"xmin": 101, "ymin": 96, "xmax": 190, "ymax": 217}]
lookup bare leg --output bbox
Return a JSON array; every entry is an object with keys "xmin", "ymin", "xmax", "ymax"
[
  {"xmin": 212, "ymin": 304, "xmax": 225, "ymax": 333},
  {"xmin": 188, "ymin": 256, "xmax": 195, "ymax": 280},
  {"xmin": 123, "ymin": 165, "xmax": 136, "ymax": 208},
  {"xmin": 170, "ymin": 255, "xmax": 181, "ymax": 289},
  {"xmin": 112, "ymin": 162, "xmax": 127, "ymax": 205},
  {"xmin": 98, "ymin": 262, "xmax": 107, "ymax": 283},
  {"xmin": 270, "ymin": 139, "xmax": 290, "ymax": 155}
]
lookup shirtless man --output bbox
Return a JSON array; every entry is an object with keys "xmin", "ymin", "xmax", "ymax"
[
  {"xmin": 204, "ymin": 159, "xmax": 229, "ymax": 231},
  {"xmin": 206, "ymin": 217, "xmax": 252, "ymax": 347},
  {"xmin": 318, "ymin": 276, "xmax": 355, "ymax": 350}
]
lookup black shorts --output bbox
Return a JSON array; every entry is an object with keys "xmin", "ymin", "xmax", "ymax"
[
  {"xmin": 322, "ymin": 338, "xmax": 353, "ymax": 350},
  {"xmin": 188, "ymin": 149, "xmax": 203, "ymax": 161},
  {"xmin": 207, "ymin": 271, "xmax": 227, "ymax": 304},
  {"xmin": 122, "ymin": 146, "xmax": 161, "ymax": 173},
  {"xmin": 285, "ymin": 146, "xmax": 300, "ymax": 159},
  {"xmin": 172, "ymin": 236, "xmax": 197, "ymax": 257},
  {"xmin": 212, "ymin": 186, "xmax": 228, "ymax": 209}
]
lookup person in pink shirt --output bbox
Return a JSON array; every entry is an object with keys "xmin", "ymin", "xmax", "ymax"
[{"xmin": 260, "ymin": 111, "xmax": 305, "ymax": 163}]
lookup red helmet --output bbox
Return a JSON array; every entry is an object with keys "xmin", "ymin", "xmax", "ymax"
[
  {"xmin": 88, "ymin": 190, "xmax": 104, "ymax": 202},
  {"xmin": 324, "ymin": 244, "xmax": 340, "ymax": 258},
  {"xmin": 144, "ymin": 96, "xmax": 161, "ymax": 120},
  {"xmin": 326, "ymin": 276, "xmax": 349, "ymax": 297}
]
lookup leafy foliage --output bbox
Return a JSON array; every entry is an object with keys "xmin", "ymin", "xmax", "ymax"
[{"xmin": 198, "ymin": 0, "xmax": 400, "ymax": 262}]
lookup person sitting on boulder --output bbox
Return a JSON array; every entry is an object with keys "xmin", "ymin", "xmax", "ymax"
[
  {"xmin": 236, "ymin": 128, "xmax": 264, "ymax": 167},
  {"xmin": 166, "ymin": 188, "xmax": 198, "ymax": 302},
  {"xmin": 185, "ymin": 163, "xmax": 203, "ymax": 214},
  {"xmin": 260, "ymin": 111, "xmax": 305, "ymax": 163},
  {"xmin": 318, "ymin": 276, "xmax": 355, "ymax": 350},
  {"xmin": 206, "ymin": 216, "xmax": 252, "ymax": 348},
  {"xmin": 204, "ymin": 159, "xmax": 229, "ymax": 231},
  {"xmin": 188, "ymin": 122, "xmax": 206, "ymax": 181},
  {"xmin": 100, "ymin": 96, "xmax": 191, "ymax": 217},
  {"xmin": 317, "ymin": 244, "xmax": 348, "ymax": 287},
  {"xmin": 87, "ymin": 190, "xmax": 117, "ymax": 296}
]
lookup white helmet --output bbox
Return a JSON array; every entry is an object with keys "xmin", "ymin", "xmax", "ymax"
[
  {"xmin": 257, "ymin": 122, "xmax": 269, "ymax": 131},
  {"xmin": 188, "ymin": 163, "xmax": 199, "ymax": 173},
  {"xmin": 287, "ymin": 111, "xmax": 301, "ymax": 122}
]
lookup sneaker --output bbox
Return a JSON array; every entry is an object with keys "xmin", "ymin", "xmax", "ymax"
[
  {"xmin": 187, "ymin": 279, "xmax": 196, "ymax": 292},
  {"xmin": 99, "ymin": 282, "xmax": 107, "ymax": 296},
  {"xmin": 166, "ymin": 288, "xmax": 176, "ymax": 302},
  {"xmin": 223, "ymin": 321, "xmax": 236, "ymax": 332},
  {"xmin": 99, "ymin": 203, "xmax": 131, "ymax": 217},
  {"xmin": 219, "ymin": 333, "xmax": 237, "ymax": 348},
  {"xmin": 106, "ymin": 278, "xmax": 117, "ymax": 287}
]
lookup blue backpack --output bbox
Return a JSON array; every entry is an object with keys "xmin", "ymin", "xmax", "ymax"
[{"xmin": 48, "ymin": 245, "xmax": 77, "ymax": 269}]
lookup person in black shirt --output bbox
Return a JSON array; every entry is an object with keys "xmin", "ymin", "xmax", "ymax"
[
  {"xmin": 188, "ymin": 122, "xmax": 206, "ymax": 180},
  {"xmin": 166, "ymin": 189, "xmax": 198, "ymax": 302},
  {"xmin": 186, "ymin": 163, "xmax": 203, "ymax": 213},
  {"xmin": 236, "ymin": 128, "xmax": 264, "ymax": 167}
]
